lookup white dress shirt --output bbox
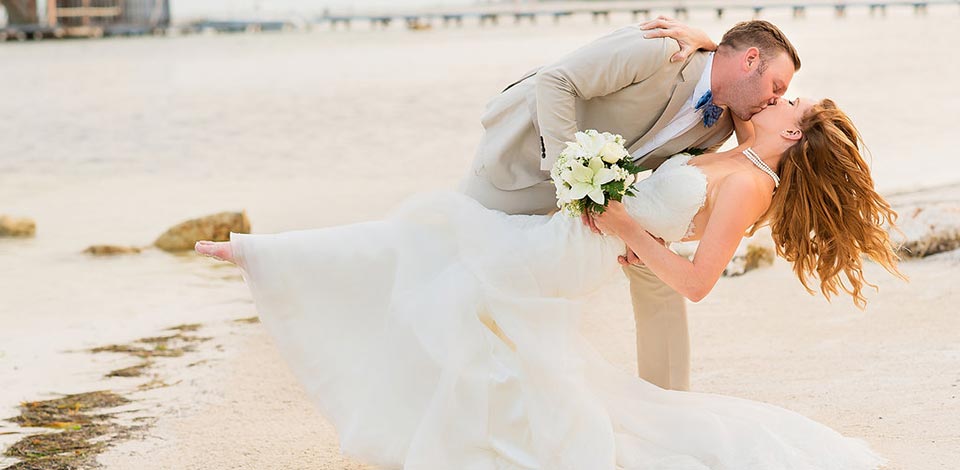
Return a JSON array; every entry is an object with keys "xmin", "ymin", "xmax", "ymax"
[{"xmin": 631, "ymin": 52, "xmax": 715, "ymax": 160}]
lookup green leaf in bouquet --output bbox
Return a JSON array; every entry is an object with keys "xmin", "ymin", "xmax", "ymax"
[
  {"xmin": 602, "ymin": 180, "xmax": 626, "ymax": 200},
  {"xmin": 619, "ymin": 158, "xmax": 645, "ymax": 175}
]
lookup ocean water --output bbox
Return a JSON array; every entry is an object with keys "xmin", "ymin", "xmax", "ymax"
[{"xmin": 0, "ymin": 2, "xmax": 958, "ymax": 442}]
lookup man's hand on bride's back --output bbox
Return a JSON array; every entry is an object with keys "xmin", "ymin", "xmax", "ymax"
[
  {"xmin": 618, "ymin": 249, "xmax": 643, "ymax": 267},
  {"xmin": 617, "ymin": 240, "xmax": 668, "ymax": 267},
  {"xmin": 639, "ymin": 16, "xmax": 717, "ymax": 63}
]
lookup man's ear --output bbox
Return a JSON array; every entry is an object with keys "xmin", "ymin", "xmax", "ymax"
[
  {"xmin": 781, "ymin": 128, "xmax": 802, "ymax": 141},
  {"xmin": 743, "ymin": 47, "xmax": 761, "ymax": 72}
]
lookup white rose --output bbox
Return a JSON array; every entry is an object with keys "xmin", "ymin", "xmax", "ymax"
[{"xmin": 599, "ymin": 142, "xmax": 628, "ymax": 164}]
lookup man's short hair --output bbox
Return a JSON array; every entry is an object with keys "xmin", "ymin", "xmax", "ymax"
[{"xmin": 719, "ymin": 20, "xmax": 801, "ymax": 72}]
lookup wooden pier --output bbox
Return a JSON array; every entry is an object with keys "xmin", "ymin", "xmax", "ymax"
[
  {"xmin": 2, "ymin": 0, "xmax": 958, "ymax": 41},
  {"xmin": 310, "ymin": 0, "xmax": 959, "ymax": 30}
]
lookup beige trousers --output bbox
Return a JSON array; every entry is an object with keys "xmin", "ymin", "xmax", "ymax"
[{"xmin": 459, "ymin": 168, "xmax": 691, "ymax": 391}]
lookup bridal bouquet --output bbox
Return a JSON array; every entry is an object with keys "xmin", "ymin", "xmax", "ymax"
[{"xmin": 550, "ymin": 130, "xmax": 643, "ymax": 215}]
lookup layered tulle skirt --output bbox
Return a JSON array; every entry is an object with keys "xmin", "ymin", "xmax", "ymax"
[{"xmin": 230, "ymin": 191, "xmax": 883, "ymax": 470}]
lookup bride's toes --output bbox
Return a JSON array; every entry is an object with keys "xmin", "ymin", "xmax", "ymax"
[{"xmin": 195, "ymin": 241, "xmax": 234, "ymax": 263}]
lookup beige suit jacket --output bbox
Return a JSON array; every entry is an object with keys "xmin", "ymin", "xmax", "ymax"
[{"xmin": 475, "ymin": 25, "xmax": 735, "ymax": 190}]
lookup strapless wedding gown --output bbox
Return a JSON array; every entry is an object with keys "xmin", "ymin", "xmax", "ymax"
[{"xmin": 229, "ymin": 155, "xmax": 883, "ymax": 469}]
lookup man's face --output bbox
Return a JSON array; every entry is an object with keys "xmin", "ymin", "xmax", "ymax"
[{"xmin": 721, "ymin": 50, "xmax": 795, "ymax": 121}]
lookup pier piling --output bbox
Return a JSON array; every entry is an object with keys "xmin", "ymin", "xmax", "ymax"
[
  {"xmin": 631, "ymin": 9, "xmax": 651, "ymax": 20},
  {"xmin": 479, "ymin": 13, "xmax": 499, "ymax": 26},
  {"xmin": 553, "ymin": 11, "xmax": 573, "ymax": 24},
  {"xmin": 514, "ymin": 12, "xmax": 536, "ymax": 24},
  {"xmin": 869, "ymin": 4, "xmax": 888, "ymax": 15},
  {"xmin": 441, "ymin": 14, "xmax": 463, "ymax": 27},
  {"xmin": 591, "ymin": 10, "xmax": 610, "ymax": 23}
]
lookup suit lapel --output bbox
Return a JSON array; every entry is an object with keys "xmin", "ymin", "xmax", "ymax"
[
  {"xmin": 638, "ymin": 120, "xmax": 718, "ymax": 170},
  {"xmin": 643, "ymin": 110, "xmax": 735, "ymax": 170},
  {"xmin": 628, "ymin": 53, "xmax": 711, "ymax": 162}
]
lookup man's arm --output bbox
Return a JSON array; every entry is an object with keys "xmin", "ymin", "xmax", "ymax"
[
  {"xmin": 535, "ymin": 26, "xmax": 677, "ymax": 171},
  {"xmin": 536, "ymin": 19, "xmax": 719, "ymax": 172}
]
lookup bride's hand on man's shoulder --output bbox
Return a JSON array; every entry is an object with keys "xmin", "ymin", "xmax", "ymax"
[{"xmin": 639, "ymin": 15, "xmax": 717, "ymax": 63}]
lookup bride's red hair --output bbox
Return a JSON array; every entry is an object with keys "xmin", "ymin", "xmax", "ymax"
[{"xmin": 751, "ymin": 99, "xmax": 905, "ymax": 308}]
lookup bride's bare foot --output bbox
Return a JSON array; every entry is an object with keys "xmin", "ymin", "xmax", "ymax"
[{"xmin": 195, "ymin": 241, "xmax": 235, "ymax": 263}]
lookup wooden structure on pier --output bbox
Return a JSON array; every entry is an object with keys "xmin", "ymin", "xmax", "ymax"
[
  {"xmin": 1, "ymin": 0, "xmax": 168, "ymax": 38},
  {"xmin": 316, "ymin": 0, "xmax": 958, "ymax": 30}
]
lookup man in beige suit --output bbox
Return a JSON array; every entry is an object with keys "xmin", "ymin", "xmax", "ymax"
[{"xmin": 461, "ymin": 20, "xmax": 801, "ymax": 391}]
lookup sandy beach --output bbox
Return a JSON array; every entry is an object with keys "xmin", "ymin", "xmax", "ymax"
[{"xmin": 2, "ymin": 4, "xmax": 959, "ymax": 469}]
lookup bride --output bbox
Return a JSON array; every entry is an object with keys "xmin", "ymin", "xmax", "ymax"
[{"xmin": 196, "ymin": 97, "xmax": 901, "ymax": 469}]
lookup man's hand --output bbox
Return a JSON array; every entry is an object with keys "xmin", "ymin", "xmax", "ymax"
[
  {"xmin": 617, "ymin": 236, "xmax": 669, "ymax": 267},
  {"xmin": 639, "ymin": 16, "xmax": 718, "ymax": 63},
  {"xmin": 618, "ymin": 249, "xmax": 643, "ymax": 266}
]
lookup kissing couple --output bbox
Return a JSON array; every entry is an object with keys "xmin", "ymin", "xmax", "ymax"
[{"xmin": 197, "ymin": 17, "xmax": 901, "ymax": 469}]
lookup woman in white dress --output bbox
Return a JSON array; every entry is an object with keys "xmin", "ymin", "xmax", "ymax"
[{"xmin": 195, "ymin": 97, "xmax": 902, "ymax": 469}]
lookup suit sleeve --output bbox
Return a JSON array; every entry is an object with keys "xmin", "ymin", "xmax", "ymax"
[{"xmin": 535, "ymin": 25, "xmax": 677, "ymax": 171}]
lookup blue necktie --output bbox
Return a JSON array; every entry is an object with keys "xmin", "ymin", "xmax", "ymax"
[{"xmin": 695, "ymin": 90, "xmax": 723, "ymax": 128}]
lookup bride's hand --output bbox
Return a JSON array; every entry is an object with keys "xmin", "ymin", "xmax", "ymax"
[
  {"xmin": 592, "ymin": 201, "xmax": 636, "ymax": 237},
  {"xmin": 639, "ymin": 16, "xmax": 717, "ymax": 63},
  {"xmin": 580, "ymin": 212, "xmax": 601, "ymax": 234}
]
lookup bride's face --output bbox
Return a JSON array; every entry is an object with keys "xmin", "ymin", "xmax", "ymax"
[{"xmin": 751, "ymin": 96, "xmax": 814, "ymax": 139}]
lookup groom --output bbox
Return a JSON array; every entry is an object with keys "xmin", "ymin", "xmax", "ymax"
[{"xmin": 461, "ymin": 19, "xmax": 801, "ymax": 391}]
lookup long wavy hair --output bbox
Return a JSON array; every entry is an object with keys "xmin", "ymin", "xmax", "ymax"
[{"xmin": 750, "ymin": 99, "xmax": 905, "ymax": 308}]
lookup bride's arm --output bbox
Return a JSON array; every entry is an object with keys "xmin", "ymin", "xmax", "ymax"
[
  {"xmin": 595, "ymin": 173, "xmax": 768, "ymax": 302},
  {"xmin": 639, "ymin": 16, "xmax": 717, "ymax": 63}
]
